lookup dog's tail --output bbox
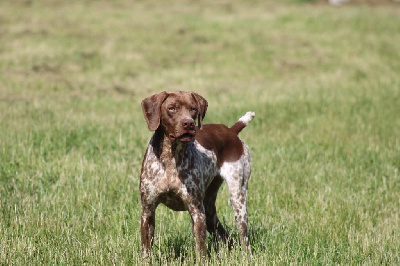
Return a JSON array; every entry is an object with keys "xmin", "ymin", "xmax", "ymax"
[{"xmin": 230, "ymin": 111, "xmax": 255, "ymax": 135}]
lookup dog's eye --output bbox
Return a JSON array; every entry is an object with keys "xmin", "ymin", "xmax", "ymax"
[
  {"xmin": 168, "ymin": 106, "xmax": 176, "ymax": 112},
  {"xmin": 190, "ymin": 107, "xmax": 198, "ymax": 112}
]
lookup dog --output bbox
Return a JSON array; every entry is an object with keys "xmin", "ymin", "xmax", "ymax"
[{"xmin": 140, "ymin": 91, "xmax": 254, "ymax": 258}]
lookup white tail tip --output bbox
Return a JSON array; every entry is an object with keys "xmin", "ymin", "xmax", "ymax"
[{"xmin": 238, "ymin": 111, "xmax": 255, "ymax": 125}]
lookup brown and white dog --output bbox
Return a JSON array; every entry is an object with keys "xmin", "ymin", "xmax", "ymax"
[{"xmin": 140, "ymin": 91, "xmax": 254, "ymax": 258}]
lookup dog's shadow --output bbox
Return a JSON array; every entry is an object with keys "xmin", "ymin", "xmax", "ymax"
[
  {"xmin": 153, "ymin": 225, "xmax": 260, "ymax": 263},
  {"xmin": 149, "ymin": 222, "xmax": 271, "ymax": 262},
  {"xmin": 151, "ymin": 225, "xmax": 271, "ymax": 262},
  {"xmin": 151, "ymin": 233, "xmax": 231, "ymax": 262},
  {"xmin": 150, "ymin": 234, "xmax": 191, "ymax": 263}
]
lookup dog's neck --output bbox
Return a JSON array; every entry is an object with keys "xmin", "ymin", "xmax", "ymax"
[{"xmin": 151, "ymin": 128, "xmax": 193, "ymax": 165}]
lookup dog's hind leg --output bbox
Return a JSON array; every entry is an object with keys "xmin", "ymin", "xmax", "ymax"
[
  {"xmin": 220, "ymin": 147, "xmax": 251, "ymax": 250},
  {"xmin": 204, "ymin": 175, "xmax": 233, "ymax": 248}
]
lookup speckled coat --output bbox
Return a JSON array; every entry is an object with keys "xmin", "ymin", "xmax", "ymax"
[{"xmin": 139, "ymin": 91, "xmax": 254, "ymax": 258}]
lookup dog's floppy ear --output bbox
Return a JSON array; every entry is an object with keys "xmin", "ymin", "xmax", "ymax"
[
  {"xmin": 191, "ymin": 92, "xmax": 208, "ymax": 129},
  {"xmin": 141, "ymin": 91, "xmax": 169, "ymax": 131}
]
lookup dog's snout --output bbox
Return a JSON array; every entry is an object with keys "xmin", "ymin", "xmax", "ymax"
[{"xmin": 181, "ymin": 118, "xmax": 195, "ymax": 129}]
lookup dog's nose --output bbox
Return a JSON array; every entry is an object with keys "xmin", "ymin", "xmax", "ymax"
[{"xmin": 181, "ymin": 118, "xmax": 195, "ymax": 129}]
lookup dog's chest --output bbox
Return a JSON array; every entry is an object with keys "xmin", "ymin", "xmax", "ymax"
[{"xmin": 142, "ymin": 141, "xmax": 217, "ymax": 196}]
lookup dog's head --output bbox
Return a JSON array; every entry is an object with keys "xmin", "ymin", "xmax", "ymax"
[{"xmin": 141, "ymin": 91, "xmax": 208, "ymax": 142}]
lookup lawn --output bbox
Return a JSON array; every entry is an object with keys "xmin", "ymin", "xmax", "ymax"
[{"xmin": 0, "ymin": 0, "xmax": 399, "ymax": 264}]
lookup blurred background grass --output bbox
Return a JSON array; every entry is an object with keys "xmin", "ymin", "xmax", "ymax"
[{"xmin": 0, "ymin": 0, "xmax": 399, "ymax": 264}]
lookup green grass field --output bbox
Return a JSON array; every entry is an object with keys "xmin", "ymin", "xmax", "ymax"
[{"xmin": 1, "ymin": 0, "xmax": 399, "ymax": 264}]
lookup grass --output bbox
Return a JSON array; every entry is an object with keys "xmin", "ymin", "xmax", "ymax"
[{"xmin": 1, "ymin": 0, "xmax": 399, "ymax": 264}]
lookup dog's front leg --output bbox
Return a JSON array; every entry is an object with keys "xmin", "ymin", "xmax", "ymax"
[
  {"xmin": 141, "ymin": 206, "xmax": 156, "ymax": 258},
  {"xmin": 187, "ymin": 203, "xmax": 207, "ymax": 259}
]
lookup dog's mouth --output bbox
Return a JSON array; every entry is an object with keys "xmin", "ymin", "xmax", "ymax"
[{"xmin": 169, "ymin": 132, "xmax": 195, "ymax": 142}]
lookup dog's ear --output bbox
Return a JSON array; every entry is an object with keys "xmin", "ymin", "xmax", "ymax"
[
  {"xmin": 141, "ymin": 91, "xmax": 169, "ymax": 131},
  {"xmin": 191, "ymin": 92, "xmax": 208, "ymax": 129}
]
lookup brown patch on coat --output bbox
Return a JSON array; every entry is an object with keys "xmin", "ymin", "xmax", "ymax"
[{"xmin": 195, "ymin": 124, "xmax": 244, "ymax": 168}]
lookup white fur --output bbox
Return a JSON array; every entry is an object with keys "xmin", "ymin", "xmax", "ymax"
[{"xmin": 238, "ymin": 111, "xmax": 255, "ymax": 125}]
